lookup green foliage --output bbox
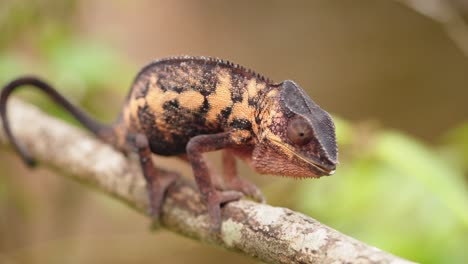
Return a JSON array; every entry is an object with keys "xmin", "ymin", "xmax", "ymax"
[
  {"xmin": 296, "ymin": 119, "xmax": 468, "ymax": 263},
  {"xmin": 443, "ymin": 123, "xmax": 468, "ymax": 173},
  {"xmin": 0, "ymin": 25, "xmax": 135, "ymax": 123},
  {"xmin": 1, "ymin": 0, "xmax": 134, "ymax": 121}
]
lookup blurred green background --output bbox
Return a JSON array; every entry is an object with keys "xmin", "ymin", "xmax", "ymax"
[{"xmin": 1, "ymin": 0, "xmax": 467, "ymax": 263}]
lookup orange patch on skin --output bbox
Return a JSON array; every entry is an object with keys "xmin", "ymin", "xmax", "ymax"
[
  {"xmin": 178, "ymin": 90, "xmax": 204, "ymax": 111},
  {"xmin": 146, "ymin": 87, "xmax": 179, "ymax": 142},
  {"xmin": 229, "ymin": 92, "xmax": 258, "ymax": 135},
  {"xmin": 143, "ymin": 83, "xmax": 182, "ymax": 143},
  {"xmin": 267, "ymin": 89, "xmax": 278, "ymax": 98},
  {"xmin": 150, "ymin": 75, "xmax": 158, "ymax": 86},
  {"xmin": 256, "ymin": 82, "xmax": 266, "ymax": 91},
  {"xmin": 247, "ymin": 78, "xmax": 258, "ymax": 99},
  {"xmin": 229, "ymin": 91, "xmax": 254, "ymax": 122},
  {"xmin": 230, "ymin": 102, "xmax": 254, "ymax": 122},
  {"xmin": 231, "ymin": 129, "xmax": 253, "ymax": 144},
  {"xmin": 206, "ymin": 70, "xmax": 233, "ymax": 122},
  {"xmin": 146, "ymin": 86, "xmax": 178, "ymax": 115},
  {"xmin": 247, "ymin": 79, "xmax": 266, "ymax": 99}
]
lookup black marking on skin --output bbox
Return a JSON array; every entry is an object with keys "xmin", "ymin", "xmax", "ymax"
[
  {"xmin": 156, "ymin": 88, "xmax": 223, "ymax": 148},
  {"xmin": 200, "ymin": 66, "xmax": 219, "ymax": 95},
  {"xmin": 255, "ymin": 116, "xmax": 261, "ymax": 125},
  {"xmin": 217, "ymin": 106, "xmax": 233, "ymax": 128},
  {"xmin": 199, "ymin": 65, "xmax": 219, "ymax": 95},
  {"xmin": 163, "ymin": 99, "xmax": 180, "ymax": 112},
  {"xmin": 189, "ymin": 84, "xmax": 199, "ymax": 92},
  {"xmin": 172, "ymin": 86, "xmax": 185, "ymax": 93},
  {"xmin": 138, "ymin": 104, "xmax": 155, "ymax": 131},
  {"xmin": 199, "ymin": 89, "xmax": 212, "ymax": 97},
  {"xmin": 220, "ymin": 106, "xmax": 232, "ymax": 120},
  {"xmin": 130, "ymin": 56, "xmax": 273, "ymax": 99},
  {"xmin": 134, "ymin": 82, "xmax": 150, "ymax": 99},
  {"xmin": 201, "ymin": 97, "xmax": 210, "ymax": 113},
  {"xmin": 169, "ymin": 131, "xmax": 195, "ymax": 155},
  {"xmin": 192, "ymin": 98, "xmax": 210, "ymax": 130},
  {"xmin": 165, "ymin": 109, "xmax": 224, "ymax": 155},
  {"xmin": 230, "ymin": 74, "xmax": 245, "ymax": 103},
  {"xmin": 137, "ymin": 103, "xmax": 173, "ymax": 155},
  {"xmin": 248, "ymin": 97, "xmax": 256, "ymax": 106},
  {"xmin": 156, "ymin": 77, "xmax": 169, "ymax": 92},
  {"xmin": 231, "ymin": 118, "xmax": 252, "ymax": 131},
  {"xmin": 163, "ymin": 100, "xmax": 185, "ymax": 127},
  {"xmin": 231, "ymin": 93, "xmax": 243, "ymax": 103}
]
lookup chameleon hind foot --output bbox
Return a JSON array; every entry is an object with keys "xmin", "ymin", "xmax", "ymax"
[
  {"xmin": 146, "ymin": 170, "xmax": 179, "ymax": 219},
  {"xmin": 133, "ymin": 133, "xmax": 178, "ymax": 222}
]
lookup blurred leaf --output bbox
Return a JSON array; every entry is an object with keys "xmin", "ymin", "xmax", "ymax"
[
  {"xmin": 296, "ymin": 129, "xmax": 468, "ymax": 263},
  {"xmin": 0, "ymin": 0, "xmax": 78, "ymax": 51},
  {"xmin": 443, "ymin": 121, "xmax": 468, "ymax": 172},
  {"xmin": 333, "ymin": 115, "xmax": 353, "ymax": 146},
  {"xmin": 0, "ymin": 53, "xmax": 30, "ymax": 81},
  {"xmin": 0, "ymin": 32, "xmax": 135, "ymax": 124},
  {"xmin": 46, "ymin": 38, "xmax": 134, "ymax": 92},
  {"xmin": 376, "ymin": 131, "xmax": 468, "ymax": 227}
]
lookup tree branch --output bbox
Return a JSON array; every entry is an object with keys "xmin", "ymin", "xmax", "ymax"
[{"xmin": 0, "ymin": 99, "xmax": 414, "ymax": 264}]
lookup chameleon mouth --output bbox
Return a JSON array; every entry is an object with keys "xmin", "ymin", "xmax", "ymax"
[
  {"xmin": 295, "ymin": 153, "xmax": 335, "ymax": 176},
  {"xmin": 309, "ymin": 161, "xmax": 335, "ymax": 176},
  {"xmin": 271, "ymin": 139, "xmax": 335, "ymax": 176}
]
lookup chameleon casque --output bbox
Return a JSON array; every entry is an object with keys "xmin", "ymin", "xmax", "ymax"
[{"xmin": 0, "ymin": 56, "xmax": 338, "ymax": 231}]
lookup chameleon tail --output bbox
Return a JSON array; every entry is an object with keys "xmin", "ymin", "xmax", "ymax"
[{"xmin": 0, "ymin": 76, "xmax": 112, "ymax": 167}]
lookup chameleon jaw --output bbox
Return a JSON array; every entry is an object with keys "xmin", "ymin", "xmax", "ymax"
[{"xmin": 270, "ymin": 139, "xmax": 336, "ymax": 176}]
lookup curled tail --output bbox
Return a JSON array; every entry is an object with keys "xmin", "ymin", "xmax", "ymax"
[{"xmin": 0, "ymin": 76, "xmax": 112, "ymax": 167}]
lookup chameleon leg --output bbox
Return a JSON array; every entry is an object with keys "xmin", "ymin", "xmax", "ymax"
[
  {"xmin": 178, "ymin": 154, "xmax": 224, "ymax": 190},
  {"xmin": 186, "ymin": 132, "xmax": 244, "ymax": 231},
  {"xmin": 222, "ymin": 150, "xmax": 265, "ymax": 203},
  {"xmin": 132, "ymin": 133, "xmax": 178, "ymax": 219}
]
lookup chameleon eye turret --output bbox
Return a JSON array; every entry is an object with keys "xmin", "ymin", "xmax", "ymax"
[
  {"xmin": 0, "ymin": 56, "xmax": 338, "ymax": 231},
  {"xmin": 287, "ymin": 117, "xmax": 313, "ymax": 146}
]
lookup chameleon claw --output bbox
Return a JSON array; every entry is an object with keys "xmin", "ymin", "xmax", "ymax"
[
  {"xmin": 146, "ymin": 171, "xmax": 179, "ymax": 229},
  {"xmin": 206, "ymin": 190, "xmax": 243, "ymax": 232}
]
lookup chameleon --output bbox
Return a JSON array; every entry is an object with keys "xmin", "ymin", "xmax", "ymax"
[{"xmin": 0, "ymin": 56, "xmax": 338, "ymax": 231}]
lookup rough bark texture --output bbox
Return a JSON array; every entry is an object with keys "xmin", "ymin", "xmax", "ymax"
[{"xmin": 0, "ymin": 99, "xmax": 415, "ymax": 264}]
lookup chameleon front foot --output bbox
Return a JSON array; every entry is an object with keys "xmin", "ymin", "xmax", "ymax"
[
  {"xmin": 205, "ymin": 190, "xmax": 243, "ymax": 232},
  {"xmin": 222, "ymin": 150, "xmax": 265, "ymax": 203}
]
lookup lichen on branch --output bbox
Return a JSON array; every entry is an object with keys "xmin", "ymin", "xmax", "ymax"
[{"xmin": 0, "ymin": 99, "xmax": 414, "ymax": 264}]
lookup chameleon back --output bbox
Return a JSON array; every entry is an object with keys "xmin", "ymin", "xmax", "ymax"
[{"xmin": 119, "ymin": 56, "xmax": 270, "ymax": 156}]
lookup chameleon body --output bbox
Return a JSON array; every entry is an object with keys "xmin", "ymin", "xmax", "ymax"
[{"xmin": 0, "ymin": 56, "xmax": 338, "ymax": 231}]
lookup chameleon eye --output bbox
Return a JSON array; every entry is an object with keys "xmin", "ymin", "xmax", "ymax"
[{"xmin": 287, "ymin": 117, "xmax": 313, "ymax": 146}]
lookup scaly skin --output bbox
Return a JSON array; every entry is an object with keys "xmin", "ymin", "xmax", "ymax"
[{"xmin": 0, "ymin": 56, "xmax": 338, "ymax": 231}]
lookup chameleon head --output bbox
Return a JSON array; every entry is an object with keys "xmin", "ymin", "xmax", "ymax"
[{"xmin": 252, "ymin": 80, "xmax": 338, "ymax": 178}]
